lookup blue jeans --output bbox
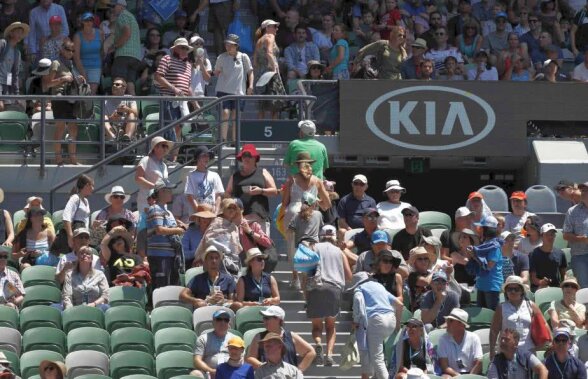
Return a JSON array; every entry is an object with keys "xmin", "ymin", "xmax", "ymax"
[
  {"xmin": 162, "ymin": 101, "xmax": 181, "ymax": 141},
  {"xmin": 571, "ymin": 254, "xmax": 588, "ymax": 288},
  {"xmin": 477, "ymin": 290, "xmax": 500, "ymax": 310}
]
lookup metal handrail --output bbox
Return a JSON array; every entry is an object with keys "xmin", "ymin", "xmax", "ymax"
[{"xmin": 44, "ymin": 94, "xmax": 316, "ymax": 212}]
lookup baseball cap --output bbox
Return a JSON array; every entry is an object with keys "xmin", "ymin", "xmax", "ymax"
[
  {"xmin": 371, "ymin": 230, "xmax": 389, "ymax": 244},
  {"xmin": 227, "ymin": 336, "xmax": 245, "ymax": 349},
  {"xmin": 225, "ymin": 34, "xmax": 240, "ymax": 45},
  {"xmin": 81, "ymin": 12, "xmax": 94, "ymax": 21},
  {"xmin": 455, "ymin": 206, "xmax": 472, "ymax": 218},
  {"xmin": 319, "ymin": 225, "xmax": 336, "ymax": 236},
  {"xmin": 540, "ymin": 223, "xmax": 557, "ymax": 234},
  {"xmin": 468, "ymin": 191, "xmax": 483, "ymax": 200},
  {"xmin": 175, "ymin": 9, "xmax": 188, "ymax": 18},
  {"xmin": 49, "ymin": 15, "xmax": 62, "ymax": 24},
  {"xmin": 554, "ymin": 180, "xmax": 574, "ymax": 191},
  {"xmin": 302, "ymin": 191, "xmax": 317, "ymax": 206},
  {"xmin": 73, "ymin": 228, "xmax": 90, "ymax": 238},
  {"xmin": 411, "ymin": 38, "xmax": 427, "ymax": 49},
  {"xmin": 544, "ymin": 58, "xmax": 560, "ymax": 68},
  {"xmin": 510, "ymin": 191, "xmax": 527, "ymax": 200},
  {"xmin": 480, "ymin": 216, "xmax": 498, "ymax": 228},
  {"xmin": 213, "ymin": 309, "xmax": 231, "ymax": 320},
  {"xmin": 401, "ymin": 206, "xmax": 419, "ymax": 216},
  {"xmin": 501, "ymin": 231, "xmax": 515, "ymax": 240},
  {"xmin": 432, "ymin": 270, "xmax": 448, "ymax": 282},
  {"xmin": 260, "ymin": 306, "xmax": 286, "ymax": 320},
  {"xmin": 112, "ymin": 0, "xmax": 127, "ymax": 6},
  {"xmin": 363, "ymin": 208, "xmax": 379, "ymax": 217},
  {"xmin": 553, "ymin": 328, "xmax": 571, "ymax": 339},
  {"xmin": 352, "ymin": 174, "xmax": 368, "ymax": 184},
  {"xmin": 495, "ymin": 11, "xmax": 508, "ymax": 19}
]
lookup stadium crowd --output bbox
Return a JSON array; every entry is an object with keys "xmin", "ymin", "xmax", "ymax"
[{"xmin": 0, "ymin": 122, "xmax": 588, "ymax": 378}]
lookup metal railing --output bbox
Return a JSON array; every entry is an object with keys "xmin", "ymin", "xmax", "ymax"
[{"xmin": 16, "ymin": 94, "xmax": 317, "ymax": 212}]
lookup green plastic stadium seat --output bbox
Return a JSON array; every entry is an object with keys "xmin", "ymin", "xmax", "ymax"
[
  {"xmin": 481, "ymin": 352, "xmax": 490, "ymax": 375},
  {"xmin": 455, "ymin": 375, "xmax": 486, "ymax": 379},
  {"xmin": 155, "ymin": 351, "xmax": 194, "ymax": 379},
  {"xmin": 110, "ymin": 351, "xmax": 155, "ymax": 379},
  {"xmin": 462, "ymin": 307, "xmax": 494, "ymax": 331},
  {"xmin": 77, "ymin": 375, "xmax": 112, "ymax": 379},
  {"xmin": 22, "ymin": 327, "xmax": 66, "ymax": 355},
  {"xmin": 0, "ymin": 350, "xmax": 20, "ymax": 376},
  {"xmin": 243, "ymin": 327, "xmax": 265, "ymax": 348},
  {"xmin": 427, "ymin": 328, "xmax": 445, "ymax": 347},
  {"xmin": 20, "ymin": 350, "xmax": 64, "ymax": 379},
  {"xmin": 535, "ymin": 287, "xmax": 563, "ymax": 313},
  {"xmin": 140, "ymin": 100, "xmax": 160, "ymax": 118},
  {"xmin": 21, "ymin": 266, "xmax": 58, "ymax": 288},
  {"xmin": 235, "ymin": 306, "xmax": 267, "ymax": 335},
  {"xmin": 150, "ymin": 306, "xmax": 192, "ymax": 334},
  {"xmin": 168, "ymin": 376, "xmax": 196, "ymax": 379},
  {"xmin": 418, "ymin": 211, "xmax": 452, "ymax": 230},
  {"xmin": 12, "ymin": 210, "xmax": 26, "ymax": 233},
  {"xmin": 145, "ymin": 113, "xmax": 160, "ymax": 136},
  {"xmin": 105, "ymin": 306, "xmax": 148, "ymax": 333},
  {"xmin": 76, "ymin": 122, "xmax": 100, "ymax": 154},
  {"xmin": 19, "ymin": 305, "xmax": 62, "ymax": 332},
  {"xmin": 400, "ymin": 308, "xmax": 413, "ymax": 324},
  {"xmin": 184, "ymin": 267, "xmax": 203, "ymax": 287},
  {"xmin": 67, "ymin": 327, "xmax": 111, "ymax": 354},
  {"xmin": 0, "ymin": 305, "xmax": 19, "ymax": 329},
  {"xmin": 0, "ymin": 111, "xmax": 28, "ymax": 152},
  {"xmin": 554, "ymin": 229, "xmax": 568, "ymax": 249},
  {"xmin": 62, "ymin": 305, "xmax": 105, "ymax": 333},
  {"xmin": 110, "ymin": 327, "xmax": 154, "ymax": 355},
  {"xmin": 108, "ymin": 286, "xmax": 147, "ymax": 308},
  {"xmin": 21, "ymin": 285, "xmax": 61, "ymax": 308},
  {"xmin": 154, "ymin": 327, "xmax": 196, "ymax": 354},
  {"xmin": 52, "ymin": 210, "xmax": 64, "ymax": 233}
]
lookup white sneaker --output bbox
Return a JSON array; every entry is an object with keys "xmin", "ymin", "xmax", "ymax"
[{"xmin": 289, "ymin": 278, "xmax": 301, "ymax": 291}]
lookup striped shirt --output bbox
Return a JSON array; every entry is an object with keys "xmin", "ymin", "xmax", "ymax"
[
  {"xmin": 113, "ymin": 9, "xmax": 141, "ymax": 60},
  {"xmin": 156, "ymin": 54, "xmax": 192, "ymax": 96},
  {"xmin": 147, "ymin": 204, "xmax": 177, "ymax": 258},
  {"xmin": 0, "ymin": 267, "xmax": 26, "ymax": 300},
  {"xmin": 563, "ymin": 202, "xmax": 588, "ymax": 256}
]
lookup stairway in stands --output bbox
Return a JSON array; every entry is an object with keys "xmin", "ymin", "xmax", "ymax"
[{"xmin": 272, "ymin": 256, "xmax": 362, "ymax": 378}]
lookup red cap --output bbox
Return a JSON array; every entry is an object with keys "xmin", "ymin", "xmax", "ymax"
[
  {"xmin": 49, "ymin": 15, "xmax": 62, "ymax": 24},
  {"xmin": 236, "ymin": 144, "xmax": 260, "ymax": 162},
  {"xmin": 468, "ymin": 191, "xmax": 483, "ymax": 200},
  {"xmin": 510, "ymin": 191, "xmax": 527, "ymax": 200}
]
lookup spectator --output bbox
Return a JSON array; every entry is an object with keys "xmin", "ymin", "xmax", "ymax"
[
  {"xmin": 350, "ymin": 272, "xmax": 403, "ymax": 379},
  {"xmin": 99, "ymin": 225, "xmax": 140, "ymax": 285},
  {"xmin": 465, "ymin": 191, "xmax": 492, "ymax": 225},
  {"xmin": 355, "ymin": 230, "xmax": 405, "ymax": 274},
  {"xmin": 502, "ymin": 52, "xmax": 533, "ymax": 80},
  {"xmin": 193, "ymin": 310, "xmax": 239, "ymax": 378},
  {"xmin": 531, "ymin": 34, "xmax": 563, "ymax": 69},
  {"xmin": 182, "ymin": 208, "xmax": 216, "ymax": 269},
  {"xmin": 253, "ymin": 333, "xmax": 304, "ymax": 379},
  {"xmin": 571, "ymin": 3, "xmax": 588, "ymax": 57},
  {"xmin": 214, "ymin": 34, "xmax": 254, "ymax": 143},
  {"xmin": 140, "ymin": 27, "xmax": 167, "ymax": 79},
  {"xmin": 483, "ymin": 12, "xmax": 509, "ymax": 57},
  {"xmin": 539, "ymin": 0, "xmax": 561, "ymax": 41},
  {"xmin": 487, "ymin": 328, "xmax": 548, "ymax": 379},
  {"xmin": 500, "ymin": 231, "xmax": 530, "ymax": 284},
  {"xmin": 420, "ymin": 270, "xmax": 460, "ymax": 329},
  {"xmin": 418, "ymin": 11, "xmax": 443, "ymax": 49},
  {"xmin": 392, "ymin": 206, "xmax": 432, "ymax": 260},
  {"xmin": 377, "ymin": 0, "xmax": 402, "ymax": 41},
  {"xmin": 447, "ymin": 230, "xmax": 478, "ymax": 287},
  {"xmin": 407, "ymin": 271, "xmax": 429, "ymax": 312},
  {"xmin": 513, "ymin": 8, "xmax": 531, "ymax": 37},
  {"xmin": 517, "ymin": 216, "xmax": 542, "ymax": 255},
  {"xmin": 555, "ymin": 180, "xmax": 581, "ymax": 205},
  {"xmin": 234, "ymin": 195, "xmax": 274, "ymax": 259},
  {"xmin": 467, "ymin": 50, "xmax": 499, "ymax": 79},
  {"xmin": 573, "ymin": 49, "xmax": 588, "ymax": 80},
  {"xmin": 12, "ymin": 207, "xmax": 55, "ymax": 269},
  {"xmin": 288, "ymin": 192, "xmax": 323, "ymax": 263},
  {"xmin": 504, "ymin": 191, "xmax": 536, "ymax": 240},
  {"xmin": 147, "ymin": 178, "xmax": 186, "ymax": 289},
  {"xmin": 73, "ymin": 12, "xmax": 103, "ymax": 94},
  {"xmin": 353, "ymin": 25, "xmax": 408, "ymax": 79},
  {"xmin": 103, "ymin": 77, "xmax": 138, "ymax": 141},
  {"xmin": 353, "ymin": 10, "xmax": 380, "ymax": 49},
  {"xmin": 437, "ymin": 55, "xmax": 466, "ymax": 79},
  {"xmin": 55, "ymin": 228, "xmax": 102, "ymax": 284},
  {"xmin": 234, "ymin": 248, "xmax": 280, "ymax": 308},
  {"xmin": 447, "ymin": 0, "xmax": 478, "ymax": 43},
  {"xmin": 215, "ymin": 337, "xmax": 254, "ymax": 379},
  {"xmin": 0, "ymin": 22, "xmax": 27, "ymax": 113},
  {"xmin": 0, "ymin": 247, "xmax": 25, "ymax": 308},
  {"xmin": 372, "ymin": 248, "xmax": 403, "ymax": 298},
  {"xmin": 408, "ymin": 245, "xmax": 437, "ymax": 276},
  {"xmin": 548, "ymin": 277, "xmax": 585, "ymax": 329},
  {"xmin": 41, "ymin": 16, "xmax": 65, "ymax": 62},
  {"xmin": 534, "ymin": 57, "xmax": 565, "ymax": 81},
  {"xmin": 424, "ymin": 26, "xmax": 464, "ymax": 71},
  {"xmin": 0, "ymin": 0, "xmax": 28, "ymax": 33},
  {"xmin": 246, "ymin": 306, "xmax": 315, "ymax": 372},
  {"xmin": 389, "ymin": 318, "xmax": 439, "ymax": 378},
  {"xmin": 337, "ymin": 175, "xmax": 377, "ymax": 234},
  {"xmin": 520, "ymin": 14, "xmax": 542, "ymax": 57},
  {"xmin": 465, "ymin": 216, "xmax": 503, "ymax": 309},
  {"xmin": 440, "ymin": 207, "xmax": 473, "ymax": 262},
  {"xmin": 309, "ymin": 14, "xmax": 334, "ymax": 62},
  {"xmin": 438, "ymin": 308, "xmax": 483, "ymax": 375},
  {"xmin": 276, "ymin": 9, "xmax": 307, "ymax": 50},
  {"xmin": 529, "ymin": 222, "xmax": 567, "ymax": 291},
  {"xmin": 62, "ymin": 174, "xmax": 93, "ymax": 253},
  {"xmin": 185, "ymin": 146, "xmax": 225, "ymax": 214},
  {"xmin": 544, "ymin": 328, "xmax": 587, "ymax": 379},
  {"xmin": 284, "ymin": 24, "xmax": 320, "ymax": 79},
  {"xmin": 400, "ymin": 0, "xmax": 428, "ymax": 35},
  {"xmin": 62, "ymin": 245, "xmax": 109, "ymax": 310},
  {"xmin": 300, "ymin": 0, "xmax": 335, "ymax": 31},
  {"xmin": 172, "ymin": 192, "xmax": 192, "ymax": 225},
  {"xmin": 188, "ymin": 34, "xmax": 212, "ymax": 110},
  {"xmin": 39, "ymin": 360, "xmax": 67, "ymax": 379},
  {"xmin": 457, "ymin": 19, "xmax": 483, "ymax": 63},
  {"xmin": 0, "ymin": 190, "xmax": 14, "ymax": 248},
  {"xmin": 325, "ymin": 23, "xmax": 350, "ymax": 80},
  {"xmin": 284, "ymin": 120, "xmax": 329, "ymax": 179},
  {"xmin": 497, "ymin": 33, "xmax": 530, "ymax": 76},
  {"xmin": 376, "ymin": 180, "xmax": 411, "ymax": 230},
  {"xmin": 162, "ymin": 10, "xmax": 190, "ymax": 47},
  {"xmin": 109, "ymin": 0, "xmax": 141, "ymax": 95},
  {"xmin": 181, "ymin": 245, "xmax": 236, "ymax": 309},
  {"xmin": 27, "ymin": 0, "xmax": 69, "ymax": 63},
  {"xmin": 226, "ymin": 144, "xmax": 278, "ymax": 235},
  {"xmin": 43, "ymin": 38, "xmax": 84, "ymax": 165},
  {"xmin": 400, "ymin": 38, "xmax": 428, "ymax": 79},
  {"xmin": 472, "ymin": 0, "xmax": 493, "ymax": 27},
  {"xmin": 135, "ymin": 136, "xmax": 171, "ymax": 213},
  {"xmin": 418, "ymin": 58, "xmax": 435, "ymax": 79},
  {"xmin": 341, "ymin": 208, "xmax": 379, "ymax": 265}
]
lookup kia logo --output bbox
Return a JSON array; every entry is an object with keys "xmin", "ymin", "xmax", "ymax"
[{"xmin": 365, "ymin": 86, "xmax": 496, "ymax": 151}]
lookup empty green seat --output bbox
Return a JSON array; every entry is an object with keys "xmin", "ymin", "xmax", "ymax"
[
  {"xmin": 140, "ymin": 100, "xmax": 160, "ymax": 118},
  {"xmin": 243, "ymin": 327, "xmax": 265, "ymax": 348},
  {"xmin": 76, "ymin": 122, "xmax": 100, "ymax": 154},
  {"xmin": 0, "ymin": 350, "xmax": 20, "ymax": 376},
  {"xmin": 110, "ymin": 351, "xmax": 155, "ymax": 379},
  {"xmin": 0, "ymin": 111, "xmax": 28, "ymax": 152},
  {"xmin": 22, "ymin": 327, "xmax": 66, "ymax": 355},
  {"xmin": 105, "ymin": 306, "xmax": 148, "ymax": 333},
  {"xmin": 77, "ymin": 375, "xmax": 112, "ymax": 379},
  {"xmin": 12, "ymin": 210, "xmax": 26, "ymax": 234},
  {"xmin": 418, "ymin": 211, "xmax": 452, "ymax": 230},
  {"xmin": 535, "ymin": 287, "xmax": 563, "ymax": 313},
  {"xmin": 150, "ymin": 306, "xmax": 192, "ymax": 334},
  {"xmin": 145, "ymin": 113, "xmax": 160, "ymax": 136},
  {"xmin": 154, "ymin": 327, "xmax": 196, "ymax": 354},
  {"xmin": 21, "ymin": 266, "xmax": 58, "ymax": 288},
  {"xmin": 463, "ymin": 307, "xmax": 495, "ymax": 331},
  {"xmin": 20, "ymin": 305, "xmax": 62, "ymax": 332},
  {"xmin": 155, "ymin": 351, "xmax": 194, "ymax": 379},
  {"xmin": 52, "ymin": 210, "xmax": 64, "ymax": 233},
  {"xmin": 20, "ymin": 350, "xmax": 64, "ymax": 379},
  {"xmin": 109, "ymin": 286, "xmax": 147, "ymax": 309},
  {"xmin": 21, "ymin": 285, "xmax": 61, "ymax": 308},
  {"xmin": 0, "ymin": 305, "xmax": 19, "ymax": 329},
  {"xmin": 67, "ymin": 327, "xmax": 110, "ymax": 354},
  {"xmin": 110, "ymin": 327, "xmax": 154, "ymax": 355},
  {"xmin": 62, "ymin": 305, "xmax": 105, "ymax": 333}
]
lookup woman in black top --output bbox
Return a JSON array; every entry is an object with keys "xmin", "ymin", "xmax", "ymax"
[{"xmin": 372, "ymin": 249, "xmax": 403, "ymax": 299}]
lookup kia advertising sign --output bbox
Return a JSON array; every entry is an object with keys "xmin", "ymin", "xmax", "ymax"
[{"xmin": 340, "ymin": 81, "xmax": 588, "ymax": 156}]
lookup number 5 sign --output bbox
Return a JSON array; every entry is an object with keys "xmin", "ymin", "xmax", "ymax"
[{"xmin": 240, "ymin": 120, "xmax": 300, "ymax": 142}]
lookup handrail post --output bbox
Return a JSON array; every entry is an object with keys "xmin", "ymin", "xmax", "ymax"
[
  {"xmin": 39, "ymin": 99, "xmax": 46, "ymax": 178},
  {"xmin": 235, "ymin": 96, "xmax": 241, "ymax": 164},
  {"xmin": 217, "ymin": 99, "xmax": 222, "ymax": 176},
  {"xmin": 99, "ymin": 98, "xmax": 106, "ymax": 162}
]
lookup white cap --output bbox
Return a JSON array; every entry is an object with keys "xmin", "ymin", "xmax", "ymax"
[
  {"xmin": 383, "ymin": 180, "xmax": 405, "ymax": 193},
  {"xmin": 320, "ymin": 225, "xmax": 336, "ymax": 236},
  {"xmin": 481, "ymin": 216, "xmax": 498, "ymax": 228},
  {"xmin": 444, "ymin": 308, "xmax": 469, "ymax": 327},
  {"xmin": 501, "ymin": 231, "xmax": 515, "ymax": 240},
  {"xmin": 298, "ymin": 120, "xmax": 316, "ymax": 136},
  {"xmin": 540, "ymin": 223, "xmax": 557, "ymax": 234},
  {"xmin": 455, "ymin": 206, "xmax": 472, "ymax": 218},
  {"xmin": 261, "ymin": 19, "xmax": 280, "ymax": 28},
  {"xmin": 352, "ymin": 174, "xmax": 368, "ymax": 184},
  {"xmin": 260, "ymin": 305, "xmax": 285, "ymax": 320}
]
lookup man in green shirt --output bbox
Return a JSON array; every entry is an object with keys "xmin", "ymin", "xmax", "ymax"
[
  {"xmin": 110, "ymin": 0, "xmax": 141, "ymax": 95},
  {"xmin": 283, "ymin": 120, "xmax": 329, "ymax": 179}
]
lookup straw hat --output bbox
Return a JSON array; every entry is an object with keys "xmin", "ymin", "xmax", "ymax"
[
  {"xmin": 244, "ymin": 247, "xmax": 267, "ymax": 264},
  {"xmin": 560, "ymin": 277, "xmax": 580, "ymax": 290},
  {"xmin": 105, "ymin": 185, "xmax": 130, "ymax": 204},
  {"xmin": 4, "ymin": 22, "xmax": 29, "ymax": 40},
  {"xmin": 408, "ymin": 246, "xmax": 436, "ymax": 268},
  {"xmin": 39, "ymin": 360, "xmax": 67, "ymax": 379},
  {"xmin": 294, "ymin": 152, "xmax": 315, "ymax": 163},
  {"xmin": 444, "ymin": 308, "xmax": 469, "ymax": 328},
  {"xmin": 502, "ymin": 275, "xmax": 529, "ymax": 293},
  {"xmin": 171, "ymin": 37, "xmax": 194, "ymax": 53},
  {"xmin": 149, "ymin": 136, "xmax": 173, "ymax": 154}
]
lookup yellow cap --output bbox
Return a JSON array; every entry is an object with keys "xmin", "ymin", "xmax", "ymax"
[{"xmin": 227, "ymin": 336, "xmax": 245, "ymax": 349}]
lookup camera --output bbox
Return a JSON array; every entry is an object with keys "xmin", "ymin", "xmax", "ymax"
[{"xmin": 196, "ymin": 48, "xmax": 205, "ymax": 57}]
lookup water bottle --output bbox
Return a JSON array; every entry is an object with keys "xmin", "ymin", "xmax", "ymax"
[{"xmin": 83, "ymin": 290, "xmax": 89, "ymax": 305}]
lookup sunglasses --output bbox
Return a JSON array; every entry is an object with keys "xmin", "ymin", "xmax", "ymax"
[
  {"xmin": 112, "ymin": 83, "xmax": 126, "ymax": 87},
  {"xmin": 365, "ymin": 216, "xmax": 378, "ymax": 221},
  {"xmin": 554, "ymin": 338, "xmax": 569, "ymax": 343},
  {"xmin": 44, "ymin": 366, "xmax": 55, "ymax": 372},
  {"xmin": 416, "ymin": 257, "xmax": 430, "ymax": 261},
  {"xmin": 64, "ymin": 48, "xmax": 75, "ymax": 52},
  {"xmin": 529, "ymin": 19, "xmax": 539, "ymax": 23},
  {"xmin": 76, "ymin": 235, "xmax": 90, "ymax": 240},
  {"xmin": 215, "ymin": 318, "xmax": 230, "ymax": 323},
  {"xmin": 381, "ymin": 259, "xmax": 395, "ymax": 264},
  {"xmin": 241, "ymin": 153, "xmax": 253, "ymax": 158},
  {"xmin": 430, "ymin": 17, "xmax": 441, "ymax": 21},
  {"xmin": 80, "ymin": 251, "xmax": 93, "ymax": 256},
  {"xmin": 563, "ymin": 284, "xmax": 578, "ymax": 289},
  {"xmin": 435, "ymin": 32, "xmax": 446, "ymax": 36},
  {"xmin": 0, "ymin": 255, "xmax": 8, "ymax": 259},
  {"xmin": 253, "ymin": 257, "xmax": 265, "ymax": 262},
  {"xmin": 505, "ymin": 286, "xmax": 522, "ymax": 293},
  {"xmin": 352, "ymin": 181, "xmax": 366, "ymax": 186},
  {"xmin": 111, "ymin": 194, "xmax": 126, "ymax": 199}
]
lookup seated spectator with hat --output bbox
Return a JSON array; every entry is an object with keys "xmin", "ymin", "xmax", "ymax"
[
  {"xmin": 517, "ymin": 215, "xmax": 542, "ymax": 256},
  {"xmin": 193, "ymin": 310, "xmax": 239, "ymax": 378},
  {"xmin": 99, "ymin": 223, "xmax": 141, "ymax": 285},
  {"xmin": 400, "ymin": 38, "xmax": 429, "ymax": 79},
  {"xmin": 0, "ymin": 352, "xmax": 17, "ymax": 379},
  {"xmin": 16, "ymin": 196, "xmax": 54, "ymax": 234},
  {"xmin": 388, "ymin": 318, "xmax": 439, "ymax": 378},
  {"xmin": 438, "ymin": 308, "xmax": 483, "ymax": 376},
  {"xmin": 465, "ymin": 191, "xmax": 493, "ymax": 226},
  {"xmin": 39, "ymin": 360, "xmax": 67, "ymax": 379},
  {"xmin": 181, "ymin": 207, "xmax": 217, "ymax": 269},
  {"xmin": 284, "ymin": 120, "xmax": 329, "ymax": 179},
  {"xmin": 342, "ymin": 207, "xmax": 380, "ymax": 265},
  {"xmin": 234, "ymin": 248, "xmax": 280, "ymax": 309},
  {"xmin": 504, "ymin": 191, "xmax": 536, "ymax": 241},
  {"xmin": 355, "ymin": 230, "xmax": 408, "ymax": 278},
  {"xmin": 440, "ymin": 206, "xmax": 473, "ymax": 263},
  {"xmin": 392, "ymin": 206, "xmax": 432, "ymax": 261},
  {"xmin": 62, "ymin": 246, "xmax": 109, "ymax": 311},
  {"xmin": 529, "ymin": 222, "xmax": 567, "ymax": 291},
  {"xmin": 376, "ymin": 179, "xmax": 411, "ymax": 230},
  {"xmin": 253, "ymin": 333, "xmax": 303, "ymax": 379},
  {"xmin": 547, "ymin": 277, "xmax": 585, "ymax": 329},
  {"xmin": 337, "ymin": 175, "xmax": 377, "ymax": 234},
  {"xmin": 12, "ymin": 206, "xmax": 55, "ymax": 270},
  {"xmin": 0, "ymin": 246, "xmax": 25, "ymax": 309},
  {"xmin": 215, "ymin": 336, "xmax": 254, "ymax": 379},
  {"xmin": 544, "ymin": 328, "xmax": 586, "ymax": 379},
  {"xmin": 55, "ymin": 228, "xmax": 103, "ymax": 284},
  {"xmin": 420, "ymin": 270, "xmax": 460, "ymax": 329}
]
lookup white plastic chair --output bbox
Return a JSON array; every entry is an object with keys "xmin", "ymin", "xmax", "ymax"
[
  {"xmin": 474, "ymin": 328, "xmax": 491, "ymax": 354},
  {"xmin": 477, "ymin": 185, "xmax": 509, "ymax": 212},
  {"xmin": 65, "ymin": 350, "xmax": 109, "ymax": 379},
  {"xmin": 525, "ymin": 185, "xmax": 558, "ymax": 213},
  {"xmin": 152, "ymin": 286, "xmax": 191, "ymax": 309},
  {"xmin": 579, "ymin": 334, "xmax": 588, "ymax": 363},
  {"xmin": 576, "ymin": 288, "xmax": 588, "ymax": 305},
  {"xmin": 344, "ymin": 228, "xmax": 363, "ymax": 242},
  {"xmin": 0, "ymin": 327, "xmax": 21, "ymax": 355}
]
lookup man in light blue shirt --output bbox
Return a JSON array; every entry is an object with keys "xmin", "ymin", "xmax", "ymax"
[
  {"xmin": 284, "ymin": 25, "xmax": 320, "ymax": 79},
  {"xmin": 26, "ymin": 0, "xmax": 69, "ymax": 62}
]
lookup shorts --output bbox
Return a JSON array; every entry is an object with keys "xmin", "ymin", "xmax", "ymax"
[
  {"xmin": 208, "ymin": 1, "xmax": 233, "ymax": 33},
  {"xmin": 216, "ymin": 90, "xmax": 244, "ymax": 111},
  {"xmin": 306, "ymin": 283, "xmax": 342, "ymax": 318},
  {"xmin": 84, "ymin": 68, "xmax": 102, "ymax": 84},
  {"xmin": 111, "ymin": 56, "xmax": 141, "ymax": 83},
  {"xmin": 52, "ymin": 100, "xmax": 75, "ymax": 120}
]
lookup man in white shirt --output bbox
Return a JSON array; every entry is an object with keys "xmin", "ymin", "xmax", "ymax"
[
  {"xmin": 438, "ymin": 308, "xmax": 483, "ymax": 376},
  {"xmin": 185, "ymin": 146, "xmax": 224, "ymax": 214},
  {"xmin": 376, "ymin": 179, "xmax": 411, "ymax": 230},
  {"xmin": 55, "ymin": 228, "xmax": 103, "ymax": 284},
  {"xmin": 573, "ymin": 49, "xmax": 588, "ymax": 81}
]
